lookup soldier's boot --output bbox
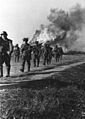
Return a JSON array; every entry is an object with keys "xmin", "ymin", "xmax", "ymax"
[
  {"xmin": 0, "ymin": 66, "xmax": 3, "ymax": 77},
  {"xmin": 20, "ymin": 61, "xmax": 25, "ymax": 72},
  {"xmin": 6, "ymin": 67, "xmax": 10, "ymax": 77},
  {"xmin": 20, "ymin": 66, "xmax": 24, "ymax": 72},
  {"xmin": 43, "ymin": 60, "xmax": 46, "ymax": 65},
  {"xmin": 43, "ymin": 57, "xmax": 46, "ymax": 65}
]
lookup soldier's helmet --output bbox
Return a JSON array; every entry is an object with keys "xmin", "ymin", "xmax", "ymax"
[
  {"xmin": 23, "ymin": 38, "xmax": 28, "ymax": 42},
  {"xmin": 1, "ymin": 31, "xmax": 8, "ymax": 36}
]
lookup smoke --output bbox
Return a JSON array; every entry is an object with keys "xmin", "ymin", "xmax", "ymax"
[
  {"xmin": 30, "ymin": 4, "xmax": 85, "ymax": 51},
  {"xmin": 47, "ymin": 4, "xmax": 85, "ymax": 51},
  {"xmin": 69, "ymin": 4, "xmax": 85, "ymax": 51},
  {"xmin": 71, "ymin": 25, "xmax": 85, "ymax": 51}
]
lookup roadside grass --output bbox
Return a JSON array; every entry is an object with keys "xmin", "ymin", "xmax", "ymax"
[{"xmin": 0, "ymin": 86, "xmax": 85, "ymax": 119}]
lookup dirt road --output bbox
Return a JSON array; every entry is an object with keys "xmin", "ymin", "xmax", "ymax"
[{"xmin": 0, "ymin": 54, "xmax": 85, "ymax": 88}]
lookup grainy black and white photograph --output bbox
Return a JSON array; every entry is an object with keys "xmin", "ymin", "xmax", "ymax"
[{"xmin": 0, "ymin": 0, "xmax": 85, "ymax": 118}]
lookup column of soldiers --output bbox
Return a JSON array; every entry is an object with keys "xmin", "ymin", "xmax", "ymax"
[{"xmin": 0, "ymin": 31, "xmax": 64, "ymax": 77}]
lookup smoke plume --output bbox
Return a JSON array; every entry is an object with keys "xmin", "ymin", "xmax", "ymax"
[{"xmin": 69, "ymin": 4, "xmax": 85, "ymax": 51}]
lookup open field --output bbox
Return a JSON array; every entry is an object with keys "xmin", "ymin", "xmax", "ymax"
[{"xmin": 1, "ymin": 54, "xmax": 85, "ymax": 119}]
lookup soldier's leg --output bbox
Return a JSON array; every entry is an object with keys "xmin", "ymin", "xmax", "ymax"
[
  {"xmin": 20, "ymin": 57, "xmax": 25, "ymax": 72},
  {"xmin": 55, "ymin": 54, "xmax": 58, "ymax": 62},
  {"xmin": 15, "ymin": 55, "xmax": 16, "ymax": 62},
  {"xmin": 46, "ymin": 54, "xmax": 49, "ymax": 65},
  {"xmin": 43, "ymin": 54, "xmax": 46, "ymax": 65},
  {"xmin": 48, "ymin": 55, "xmax": 51, "ymax": 64},
  {"xmin": 50, "ymin": 56, "xmax": 52, "ymax": 64},
  {"xmin": 56, "ymin": 54, "xmax": 59, "ymax": 62},
  {"xmin": 0, "ymin": 54, "xmax": 4, "ymax": 77},
  {"xmin": 46, "ymin": 58, "xmax": 49, "ymax": 65},
  {"xmin": 43, "ymin": 57, "xmax": 45, "ymax": 65},
  {"xmin": 33, "ymin": 56, "xmax": 36, "ymax": 67},
  {"xmin": 4, "ymin": 54, "xmax": 11, "ymax": 77},
  {"xmin": 43, "ymin": 58, "xmax": 45, "ymax": 65},
  {"xmin": 17, "ymin": 55, "xmax": 20, "ymax": 62},
  {"xmin": 49, "ymin": 56, "xmax": 51, "ymax": 64},
  {"xmin": 37, "ymin": 56, "xmax": 40, "ymax": 67},
  {"xmin": 0, "ymin": 54, "xmax": 2, "ymax": 77},
  {"xmin": 58, "ymin": 55, "xmax": 60, "ymax": 62},
  {"xmin": 16, "ymin": 55, "xmax": 18, "ymax": 62},
  {"xmin": 27, "ymin": 59, "xmax": 30, "ymax": 72}
]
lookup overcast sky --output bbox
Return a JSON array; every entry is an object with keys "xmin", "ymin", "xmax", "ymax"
[{"xmin": 0, "ymin": 0, "xmax": 85, "ymax": 45}]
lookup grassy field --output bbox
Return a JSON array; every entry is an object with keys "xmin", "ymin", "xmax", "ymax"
[
  {"xmin": 1, "ymin": 54, "xmax": 85, "ymax": 119},
  {"xmin": 1, "ymin": 87, "xmax": 85, "ymax": 119}
]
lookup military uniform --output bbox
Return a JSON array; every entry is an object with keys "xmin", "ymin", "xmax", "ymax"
[
  {"xmin": 33, "ymin": 41, "xmax": 41, "ymax": 67},
  {"xmin": 0, "ymin": 31, "xmax": 13, "ymax": 77},
  {"xmin": 54, "ymin": 45, "xmax": 60, "ymax": 62},
  {"xmin": 20, "ymin": 38, "xmax": 32, "ymax": 72},
  {"xmin": 43, "ymin": 43, "xmax": 51, "ymax": 65},
  {"xmin": 0, "ymin": 37, "xmax": 4, "ymax": 77},
  {"xmin": 14, "ymin": 44, "xmax": 20, "ymax": 62},
  {"xmin": 59, "ymin": 47, "xmax": 63, "ymax": 60},
  {"xmin": 48, "ymin": 47, "xmax": 53, "ymax": 64}
]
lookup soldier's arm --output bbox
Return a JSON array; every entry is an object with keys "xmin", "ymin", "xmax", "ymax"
[{"xmin": 9, "ymin": 40, "xmax": 13, "ymax": 56}]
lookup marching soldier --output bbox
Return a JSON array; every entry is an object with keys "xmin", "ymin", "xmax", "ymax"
[
  {"xmin": 59, "ymin": 46, "xmax": 63, "ymax": 60},
  {"xmin": 14, "ymin": 44, "xmax": 20, "ymax": 62},
  {"xmin": 43, "ymin": 42, "xmax": 51, "ymax": 65},
  {"xmin": 0, "ymin": 37, "xmax": 4, "ymax": 77},
  {"xmin": 48, "ymin": 46, "xmax": 53, "ymax": 64},
  {"xmin": 20, "ymin": 38, "xmax": 32, "ymax": 72},
  {"xmin": 0, "ymin": 31, "xmax": 13, "ymax": 77},
  {"xmin": 32, "ymin": 41, "xmax": 41, "ymax": 67},
  {"xmin": 54, "ymin": 44, "xmax": 60, "ymax": 62}
]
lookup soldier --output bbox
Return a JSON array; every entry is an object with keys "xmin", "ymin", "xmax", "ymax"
[
  {"xmin": 43, "ymin": 42, "xmax": 51, "ymax": 65},
  {"xmin": 48, "ymin": 46, "xmax": 53, "ymax": 64},
  {"xmin": 0, "ymin": 31, "xmax": 13, "ymax": 77},
  {"xmin": 0, "ymin": 37, "xmax": 4, "ymax": 77},
  {"xmin": 20, "ymin": 38, "xmax": 32, "ymax": 72},
  {"xmin": 54, "ymin": 44, "xmax": 60, "ymax": 62},
  {"xmin": 58, "ymin": 46, "xmax": 63, "ymax": 61},
  {"xmin": 32, "ymin": 41, "xmax": 41, "ymax": 67},
  {"xmin": 14, "ymin": 44, "xmax": 20, "ymax": 62}
]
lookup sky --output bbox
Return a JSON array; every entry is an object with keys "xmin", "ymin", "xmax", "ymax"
[{"xmin": 0, "ymin": 0, "xmax": 85, "ymax": 45}]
